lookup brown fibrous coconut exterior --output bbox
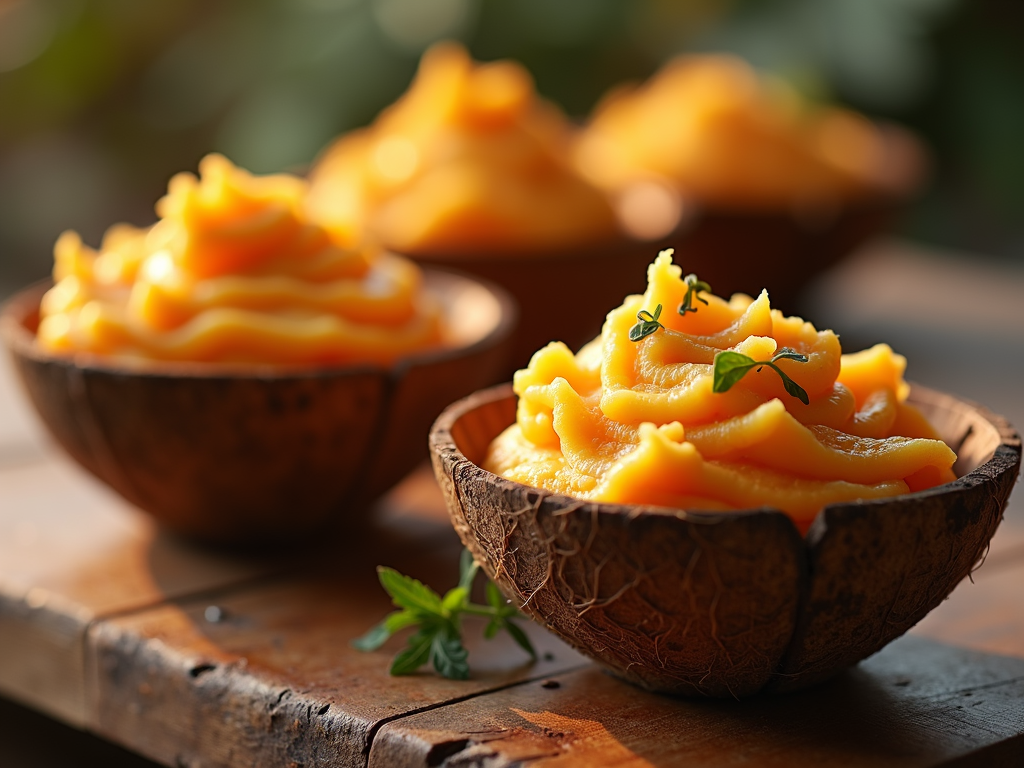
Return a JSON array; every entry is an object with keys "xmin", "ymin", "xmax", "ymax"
[
  {"xmin": 430, "ymin": 384, "xmax": 1020, "ymax": 698},
  {"xmin": 2, "ymin": 272, "xmax": 516, "ymax": 544}
]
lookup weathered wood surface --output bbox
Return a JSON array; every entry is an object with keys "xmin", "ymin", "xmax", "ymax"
[
  {"xmin": 82, "ymin": 475, "xmax": 583, "ymax": 768},
  {"xmin": 2, "ymin": 240, "xmax": 1024, "ymax": 767},
  {"xmin": 0, "ymin": 347, "xmax": 45, "ymax": 464},
  {"xmin": 0, "ymin": 442, "xmax": 289, "ymax": 726},
  {"xmin": 370, "ymin": 636, "xmax": 1024, "ymax": 768},
  {"xmin": 4, "ymin": 409, "xmax": 1024, "ymax": 767},
  {"xmin": 366, "ymin": 551, "xmax": 1024, "ymax": 768},
  {"xmin": 88, "ymin": 574, "xmax": 583, "ymax": 768}
]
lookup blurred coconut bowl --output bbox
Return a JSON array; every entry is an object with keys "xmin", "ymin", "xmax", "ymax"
[
  {"xmin": 606, "ymin": 124, "xmax": 928, "ymax": 315},
  {"xmin": 1, "ymin": 269, "xmax": 515, "ymax": 545},
  {"xmin": 401, "ymin": 126, "xmax": 923, "ymax": 369},
  {"xmin": 402, "ymin": 237, "xmax": 662, "ymax": 372},
  {"xmin": 429, "ymin": 383, "xmax": 1020, "ymax": 699}
]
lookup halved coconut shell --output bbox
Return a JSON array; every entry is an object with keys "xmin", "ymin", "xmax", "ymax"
[
  {"xmin": 429, "ymin": 384, "xmax": 1020, "ymax": 697},
  {"xmin": 2, "ymin": 270, "xmax": 515, "ymax": 544},
  {"xmin": 406, "ymin": 197, "xmax": 903, "ymax": 374}
]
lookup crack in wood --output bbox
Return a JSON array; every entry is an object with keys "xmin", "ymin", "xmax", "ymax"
[
  {"xmin": 188, "ymin": 663, "xmax": 216, "ymax": 679},
  {"xmin": 360, "ymin": 664, "xmax": 590, "ymax": 759}
]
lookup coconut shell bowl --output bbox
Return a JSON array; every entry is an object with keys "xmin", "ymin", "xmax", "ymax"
[
  {"xmin": 405, "ymin": 130, "xmax": 926, "ymax": 373},
  {"xmin": 408, "ymin": 238, "xmax": 670, "ymax": 372},
  {"xmin": 429, "ymin": 383, "xmax": 1021, "ymax": 699},
  {"xmin": 1, "ymin": 269, "xmax": 515, "ymax": 545},
  {"xmin": 409, "ymin": 195, "xmax": 914, "ymax": 374}
]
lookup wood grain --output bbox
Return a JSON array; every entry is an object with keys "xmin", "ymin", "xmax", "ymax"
[
  {"xmin": 0, "ymin": 454, "xmax": 280, "ymax": 725},
  {"xmin": 370, "ymin": 636, "xmax": 1024, "ymax": 768},
  {"xmin": 0, "ymin": 339, "xmax": 46, "ymax": 465},
  {"xmin": 88, "ymin": 560, "xmax": 584, "ymax": 767}
]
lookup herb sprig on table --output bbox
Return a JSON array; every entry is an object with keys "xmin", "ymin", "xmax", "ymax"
[
  {"xmin": 712, "ymin": 348, "xmax": 810, "ymax": 404},
  {"xmin": 353, "ymin": 549, "xmax": 536, "ymax": 680}
]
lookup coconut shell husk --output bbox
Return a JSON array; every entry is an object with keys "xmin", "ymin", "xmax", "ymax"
[
  {"xmin": 2, "ymin": 272, "xmax": 515, "ymax": 544},
  {"xmin": 429, "ymin": 383, "xmax": 1020, "ymax": 697}
]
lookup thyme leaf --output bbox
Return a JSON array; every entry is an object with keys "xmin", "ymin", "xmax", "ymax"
[
  {"xmin": 712, "ymin": 347, "xmax": 810, "ymax": 405},
  {"xmin": 629, "ymin": 303, "xmax": 665, "ymax": 342},
  {"xmin": 678, "ymin": 274, "xmax": 712, "ymax": 316}
]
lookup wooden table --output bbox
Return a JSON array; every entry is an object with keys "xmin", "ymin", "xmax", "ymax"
[{"xmin": 2, "ymin": 239, "xmax": 1024, "ymax": 767}]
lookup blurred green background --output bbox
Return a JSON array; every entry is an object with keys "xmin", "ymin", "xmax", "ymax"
[{"xmin": 1, "ymin": 0, "xmax": 1022, "ymax": 297}]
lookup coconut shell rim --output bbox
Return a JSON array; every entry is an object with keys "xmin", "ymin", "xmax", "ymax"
[
  {"xmin": 430, "ymin": 380, "xmax": 1019, "ymax": 696},
  {"xmin": 313, "ymin": 119, "xmax": 923, "ymax": 264},
  {"xmin": 0, "ymin": 267, "xmax": 518, "ymax": 383},
  {"xmin": 429, "ymin": 381, "xmax": 1021, "ymax": 536},
  {"xmin": 390, "ymin": 193, "xmax": 912, "ymax": 265}
]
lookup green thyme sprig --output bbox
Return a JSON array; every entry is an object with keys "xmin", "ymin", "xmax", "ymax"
[
  {"xmin": 628, "ymin": 303, "xmax": 665, "ymax": 342},
  {"xmin": 678, "ymin": 274, "xmax": 712, "ymax": 316},
  {"xmin": 629, "ymin": 274, "xmax": 712, "ymax": 344},
  {"xmin": 712, "ymin": 348, "xmax": 810, "ymax": 404},
  {"xmin": 353, "ymin": 549, "xmax": 536, "ymax": 680}
]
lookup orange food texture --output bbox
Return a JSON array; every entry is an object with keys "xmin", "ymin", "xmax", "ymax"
[
  {"xmin": 37, "ymin": 154, "xmax": 444, "ymax": 366},
  {"xmin": 485, "ymin": 250, "xmax": 955, "ymax": 532},
  {"xmin": 306, "ymin": 41, "xmax": 619, "ymax": 256},
  {"xmin": 574, "ymin": 55, "xmax": 924, "ymax": 214}
]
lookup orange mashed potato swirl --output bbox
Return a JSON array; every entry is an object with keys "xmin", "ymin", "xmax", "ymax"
[
  {"xmin": 307, "ymin": 42, "xmax": 618, "ymax": 256},
  {"xmin": 484, "ymin": 250, "xmax": 955, "ymax": 533},
  {"xmin": 37, "ymin": 154, "xmax": 444, "ymax": 366},
  {"xmin": 575, "ymin": 54, "xmax": 922, "ymax": 213}
]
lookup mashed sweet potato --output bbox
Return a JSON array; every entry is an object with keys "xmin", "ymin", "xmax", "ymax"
[
  {"xmin": 37, "ymin": 154, "xmax": 444, "ymax": 366},
  {"xmin": 485, "ymin": 250, "xmax": 955, "ymax": 531}
]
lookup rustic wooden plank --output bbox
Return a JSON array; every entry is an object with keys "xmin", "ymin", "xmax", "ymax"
[
  {"xmin": 2, "ymin": 240, "xmax": 1022, "ymax": 767},
  {"xmin": 0, "ymin": 454, "xmax": 284, "ymax": 725},
  {"xmin": 0, "ymin": 348, "xmax": 46, "ymax": 466},
  {"xmin": 79, "ymin": 479, "xmax": 1024, "ymax": 768},
  {"xmin": 370, "ymin": 636, "xmax": 1024, "ymax": 768},
  {"xmin": 87, "ymin": 541, "xmax": 586, "ymax": 768}
]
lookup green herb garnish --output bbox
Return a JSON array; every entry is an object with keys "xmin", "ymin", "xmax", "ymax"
[
  {"xmin": 629, "ymin": 303, "xmax": 665, "ymax": 342},
  {"xmin": 353, "ymin": 549, "xmax": 536, "ymax": 680},
  {"xmin": 630, "ymin": 273, "xmax": 712, "ymax": 342},
  {"xmin": 678, "ymin": 274, "xmax": 712, "ymax": 316},
  {"xmin": 712, "ymin": 347, "xmax": 810, "ymax": 404}
]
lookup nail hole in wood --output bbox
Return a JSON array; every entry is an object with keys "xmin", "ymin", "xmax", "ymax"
[{"xmin": 190, "ymin": 663, "xmax": 217, "ymax": 678}]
